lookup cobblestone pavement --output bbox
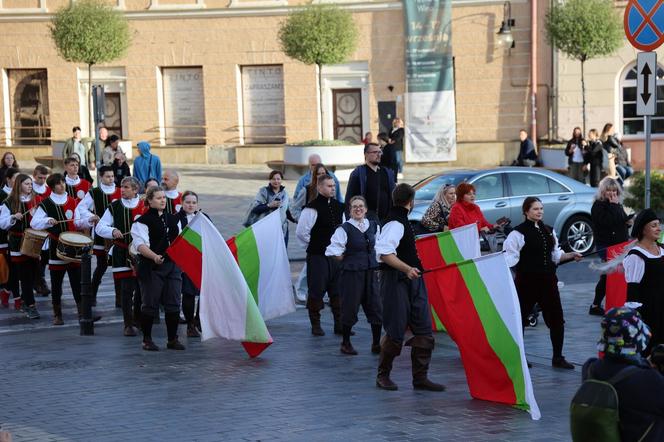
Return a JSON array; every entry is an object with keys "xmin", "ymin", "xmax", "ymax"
[{"xmin": 0, "ymin": 164, "xmax": 602, "ymax": 441}]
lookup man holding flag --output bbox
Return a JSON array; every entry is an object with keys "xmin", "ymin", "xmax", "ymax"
[{"xmin": 374, "ymin": 183, "xmax": 444, "ymax": 392}]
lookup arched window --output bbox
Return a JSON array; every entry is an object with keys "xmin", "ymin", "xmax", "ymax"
[{"xmin": 621, "ymin": 63, "xmax": 664, "ymax": 135}]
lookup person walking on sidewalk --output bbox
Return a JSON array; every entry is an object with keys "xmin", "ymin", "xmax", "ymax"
[
  {"xmin": 374, "ymin": 183, "xmax": 445, "ymax": 392},
  {"xmin": 589, "ymin": 177, "xmax": 631, "ymax": 316},
  {"xmin": 565, "ymin": 127, "xmax": 587, "ymax": 183},
  {"xmin": 326, "ymin": 195, "xmax": 383, "ymax": 356},
  {"xmin": 503, "ymin": 196, "xmax": 582, "ymax": 369},
  {"xmin": 296, "ymin": 175, "xmax": 344, "ymax": 336}
]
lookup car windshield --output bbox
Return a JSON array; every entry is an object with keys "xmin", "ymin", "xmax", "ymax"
[{"xmin": 414, "ymin": 173, "xmax": 474, "ymax": 200}]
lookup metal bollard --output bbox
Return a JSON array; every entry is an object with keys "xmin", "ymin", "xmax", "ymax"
[{"xmin": 79, "ymin": 247, "xmax": 94, "ymax": 336}]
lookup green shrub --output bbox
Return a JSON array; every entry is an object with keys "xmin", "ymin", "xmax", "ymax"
[
  {"xmin": 293, "ymin": 139, "xmax": 354, "ymax": 146},
  {"xmin": 623, "ymin": 172, "xmax": 664, "ymax": 211}
]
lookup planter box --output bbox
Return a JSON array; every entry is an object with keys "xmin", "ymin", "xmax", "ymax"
[{"xmin": 279, "ymin": 144, "xmax": 364, "ymax": 180}]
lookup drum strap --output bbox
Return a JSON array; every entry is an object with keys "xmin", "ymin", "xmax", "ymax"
[
  {"xmin": 8, "ymin": 232, "xmax": 23, "ymax": 238},
  {"xmin": 113, "ymin": 240, "xmax": 129, "ymax": 249}
]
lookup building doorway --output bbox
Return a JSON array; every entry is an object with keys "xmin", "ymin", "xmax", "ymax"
[
  {"xmin": 104, "ymin": 92, "xmax": 123, "ymax": 139},
  {"xmin": 332, "ymin": 88, "xmax": 362, "ymax": 143},
  {"xmin": 378, "ymin": 101, "xmax": 397, "ymax": 134}
]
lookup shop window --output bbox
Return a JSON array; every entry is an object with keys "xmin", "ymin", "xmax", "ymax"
[
  {"xmin": 240, "ymin": 65, "xmax": 286, "ymax": 144},
  {"xmin": 621, "ymin": 63, "xmax": 664, "ymax": 136},
  {"xmin": 7, "ymin": 69, "xmax": 50, "ymax": 145},
  {"xmin": 161, "ymin": 67, "xmax": 206, "ymax": 145}
]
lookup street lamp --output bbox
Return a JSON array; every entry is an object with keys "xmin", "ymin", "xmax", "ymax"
[{"xmin": 497, "ymin": 1, "xmax": 515, "ymax": 48}]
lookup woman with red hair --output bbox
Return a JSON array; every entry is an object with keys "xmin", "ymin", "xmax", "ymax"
[{"xmin": 448, "ymin": 182, "xmax": 496, "ymax": 232}]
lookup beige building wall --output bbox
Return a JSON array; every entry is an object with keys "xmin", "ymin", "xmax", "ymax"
[{"xmin": 0, "ymin": 0, "xmax": 548, "ymax": 167}]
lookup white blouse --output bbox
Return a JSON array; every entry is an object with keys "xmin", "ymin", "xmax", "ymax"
[
  {"xmin": 374, "ymin": 221, "xmax": 405, "ymax": 263},
  {"xmin": 325, "ymin": 218, "xmax": 378, "ymax": 257},
  {"xmin": 623, "ymin": 245, "xmax": 664, "ymax": 283},
  {"xmin": 502, "ymin": 227, "xmax": 564, "ymax": 268}
]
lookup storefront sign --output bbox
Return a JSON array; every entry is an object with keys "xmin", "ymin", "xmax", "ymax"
[
  {"xmin": 241, "ymin": 65, "xmax": 286, "ymax": 144},
  {"xmin": 162, "ymin": 67, "xmax": 206, "ymax": 145}
]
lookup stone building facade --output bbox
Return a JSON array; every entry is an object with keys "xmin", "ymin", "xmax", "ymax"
[{"xmin": 0, "ymin": 0, "xmax": 550, "ymax": 166}]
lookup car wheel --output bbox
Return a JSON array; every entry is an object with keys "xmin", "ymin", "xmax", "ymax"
[{"xmin": 561, "ymin": 215, "xmax": 594, "ymax": 254}]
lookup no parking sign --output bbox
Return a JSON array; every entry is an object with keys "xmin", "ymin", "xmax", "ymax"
[{"xmin": 625, "ymin": 0, "xmax": 664, "ymax": 51}]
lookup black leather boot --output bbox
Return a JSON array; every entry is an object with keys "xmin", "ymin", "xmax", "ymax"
[
  {"xmin": 408, "ymin": 336, "xmax": 445, "ymax": 392},
  {"xmin": 376, "ymin": 336, "xmax": 402, "ymax": 391}
]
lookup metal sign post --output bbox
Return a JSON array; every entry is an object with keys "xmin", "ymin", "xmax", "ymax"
[
  {"xmin": 637, "ymin": 52, "xmax": 657, "ymax": 208},
  {"xmin": 626, "ymin": 1, "xmax": 664, "ymax": 209}
]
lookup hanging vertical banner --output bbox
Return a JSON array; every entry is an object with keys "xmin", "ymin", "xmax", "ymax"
[{"xmin": 403, "ymin": 0, "xmax": 457, "ymax": 162}]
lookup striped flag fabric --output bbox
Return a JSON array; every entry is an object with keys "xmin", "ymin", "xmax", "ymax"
[
  {"xmin": 605, "ymin": 241, "xmax": 631, "ymax": 311},
  {"xmin": 425, "ymin": 252, "xmax": 540, "ymax": 420},
  {"xmin": 416, "ymin": 224, "xmax": 481, "ymax": 330},
  {"xmin": 167, "ymin": 213, "xmax": 273, "ymax": 358},
  {"xmin": 226, "ymin": 211, "xmax": 295, "ymax": 321}
]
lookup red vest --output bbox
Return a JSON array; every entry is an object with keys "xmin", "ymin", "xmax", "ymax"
[
  {"xmin": 66, "ymin": 179, "xmax": 92, "ymax": 203},
  {"xmin": 33, "ymin": 185, "xmax": 51, "ymax": 205},
  {"xmin": 166, "ymin": 192, "xmax": 182, "ymax": 214}
]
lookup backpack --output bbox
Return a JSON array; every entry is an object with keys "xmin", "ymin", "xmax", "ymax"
[{"xmin": 570, "ymin": 363, "xmax": 638, "ymax": 442}]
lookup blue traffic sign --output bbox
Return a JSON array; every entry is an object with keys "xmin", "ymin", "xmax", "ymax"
[{"xmin": 625, "ymin": 0, "xmax": 664, "ymax": 51}]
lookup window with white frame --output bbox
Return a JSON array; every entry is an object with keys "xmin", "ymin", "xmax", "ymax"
[{"xmin": 621, "ymin": 63, "xmax": 664, "ymax": 135}]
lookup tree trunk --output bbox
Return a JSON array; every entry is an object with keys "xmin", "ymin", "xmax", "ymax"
[
  {"xmin": 580, "ymin": 59, "xmax": 586, "ymax": 136},
  {"xmin": 318, "ymin": 63, "xmax": 324, "ymax": 140},
  {"xmin": 88, "ymin": 63, "xmax": 94, "ymax": 138}
]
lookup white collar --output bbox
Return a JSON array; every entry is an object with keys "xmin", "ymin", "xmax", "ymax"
[
  {"xmin": 186, "ymin": 212, "xmax": 195, "ymax": 222},
  {"xmin": 100, "ymin": 183, "xmax": 116, "ymax": 194},
  {"xmin": 32, "ymin": 182, "xmax": 47, "ymax": 194},
  {"xmin": 20, "ymin": 195, "xmax": 31, "ymax": 202},
  {"xmin": 65, "ymin": 175, "xmax": 80, "ymax": 186},
  {"xmin": 121, "ymin": 197, "xmax": 140, "ymax": 209},
  {"xmin": 49, "ymin": 192, "xmax": 68, "ymax": 204},
  {"xmin": 165, "ymin": 189, "xmax": 179, "ymax": 198},
  {"xmin": 2, "ymin": 185, "xmax": 11, "ymax": 194},
  {"xmin": 347, "ymin": 218, "xmax": 369, "ymax": 232}
]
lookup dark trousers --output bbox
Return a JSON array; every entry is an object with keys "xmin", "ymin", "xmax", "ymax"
[
  {"xmin": 381, "ymin": 269, "xmax": 432, "ymax": 343},
  {"xmin": 119, "ymin": 277, "xmax": 138, "ymax": 326},
  {"xmin": 92, "ymin": 253, "xmax": 108, "ymax": 295},
  {"xmin": 138, "ymin": 260, "xmax": 182, "ymax": 316},
  {"xmin": 340, "ymin": 269, "xmax": 382, "ymax": 327},
  {"xmin": 50, "ymin": 266, "xmax": 82, "ymax": 305},
  {"xmin": 182, "ymin": 293, "xmax": 199, "ymax": 324},
  {"xmin": 306, "ymin": 254, "xmax": 340, "ymax": 301},
  {"xmin": 9, "ymin": 257, "xmax": 37, "ymax": 306},
  {"xmin": 515, "ymin": 272, "xmax": 564, "ymax": 329}
]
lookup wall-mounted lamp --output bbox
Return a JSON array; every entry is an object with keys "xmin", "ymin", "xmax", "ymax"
[
  {"xmin": 387, "ymin": 84, "xmax": 394, "ymax": 92},
  {"xmin": 497, "ymin": 1, "xmax": 515, "ymax": 48}
]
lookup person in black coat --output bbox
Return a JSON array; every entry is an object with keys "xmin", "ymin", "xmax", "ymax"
[
  {"xmin": 345, "ymin": 144, "xmax": 396, "ymax": 223},
  {"xmin": 589, "ymin": 177, "xmax": 633, "ymax": 316},
  {"xmin": 390, "ymin": 118, "xmax": 405, "ymax": 175},
  {"xmin": 565, "ymin": 127, "xmax": 588, "ymax": 183},
  {"xmin": 581, "ymin": 307, "xmax": 664, "ymax": 442},
  {"xmin": 515, "ymin": 129, "xmax": 537, "ymax": 166},
  {"xmin": 378, "ymin": 133, "xmax": 398, "ymax": 181},
  {"xmin": 587, "ymin": 129, "xmax": 606, "ymax": 187}
]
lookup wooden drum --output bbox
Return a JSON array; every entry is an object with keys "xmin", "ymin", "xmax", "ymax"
[
  {"xmin": 20, "ymin": 229, "xmax": 49, "ymax": 258},
  {"xmin": 56, "ymin": 232, "xmax": 93, "ymax": 263}
]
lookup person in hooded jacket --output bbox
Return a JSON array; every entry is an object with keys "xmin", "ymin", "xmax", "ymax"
[{"xmin": 133, "ymin": 141, "xmax": 162, "ymax": 187}]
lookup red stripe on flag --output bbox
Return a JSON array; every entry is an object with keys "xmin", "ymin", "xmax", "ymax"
[
  {"xmin": 167, "ymin": 236, "xmax": 202, "ymax": 289},
  {"xmin": 417, "ymin": 235, "xmax": 448, "ymax": 330},
  {"xmin": 227, "ymin": 236, "xmax": 239, "ymax": 264},
  {"xmin": 605, "ymin": 241, "xmax": 630, "ymax": 311},
  {"xmin": 242, "ymin": 340, "xmax": 272, "ymax": 358},
  {"xmin": 432, "ymin": 263, "xmax": 517, "ymax": 404}
]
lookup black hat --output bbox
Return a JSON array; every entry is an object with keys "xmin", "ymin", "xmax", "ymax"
[
  {"xmin": 631, "ymin": 208, "xmax": 659, "ymax": 239},
  {"xmin": 108, "ymin": 134, "xmax": 120, "ymax": 143}
]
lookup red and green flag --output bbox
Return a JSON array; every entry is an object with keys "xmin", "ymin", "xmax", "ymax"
[
  {"xmin": 423, "ymin": 252, "xmax": 540, "ymax": 419},
  {"xmin": 167, "ymin": 213, "xmax": 273, "ymax": 358},
  {"xmin": 416, "ymin": 224, "xmax": 481, "ymax": 330}
]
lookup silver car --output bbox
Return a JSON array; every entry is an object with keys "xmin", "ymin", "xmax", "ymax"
[{"xmin": 409, "ymin": 167, "xmax": 596, "ymax": 253}]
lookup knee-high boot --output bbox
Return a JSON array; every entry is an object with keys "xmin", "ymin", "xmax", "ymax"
[
  {"xmin": 52, "ymin": 302, "xmax": 63, "ymax": 326},
  {"xmin": 329, "ymin": 296, "xmax": 342, "ymax": 335},
  {"xmin": 407, "ymin": 335, "xmax": 445, "ymax": 392},
  {"xmin": 376, "ymin": 336, "xmax": 402, "ymax": 391},
  {"xmin": 307, "ymin": 297, "xmax": 325, "ymax": 336}
]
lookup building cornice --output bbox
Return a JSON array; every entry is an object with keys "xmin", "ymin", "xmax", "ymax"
[{"xmin": 0, "ymin": 0, "xmax": 520, "ymax": 23}]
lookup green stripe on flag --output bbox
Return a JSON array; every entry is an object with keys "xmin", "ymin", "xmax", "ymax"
[
  {"xmin": 431, "ymin": 307, "xmax": 446, "ymax": 332},
  {"xmin": 235, "ymin": 229, "xmax": 260, "ymax": 303},
  {"xmin": 438, "ymin": 231, "xmax": 464, "ymax": 263},
  {"xmin": 182, "ymin": 226, "xmax": 202, "ymax": 252},
  {"xmin": 457, "ymin": 261, "xmax": 528, "ymax": 411}
]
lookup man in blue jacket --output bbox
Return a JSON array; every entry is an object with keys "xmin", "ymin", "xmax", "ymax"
[{"xmin": 345, "ymin": 143, "xmax": 395, "ymax": 223}]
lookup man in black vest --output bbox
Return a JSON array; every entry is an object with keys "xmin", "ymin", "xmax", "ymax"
[
  {"xmin": 375, "ymin": 183, "xmax": 444, "ymax": 392},
  {"xmin": 296, "ymin": 175, "xmax": 344, "ymax": 336},
  {"xmin": 345, "ymin": 144, "xmax": 395, "ymax": 223}
]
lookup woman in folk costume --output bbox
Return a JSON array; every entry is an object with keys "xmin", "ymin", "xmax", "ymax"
[
  {"xmin": 503, "ymin": 196, "xmax": 582, "ymax": 369},
  {"xmin": 0, "ymin": 174, "xmax": 40, "ymax": 318},
  {"xmin": 624, "ymin": 208, "xmax": 664, "ymax": 352}
]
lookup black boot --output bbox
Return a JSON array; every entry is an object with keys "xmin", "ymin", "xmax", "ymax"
[
  {"xmin": 376, "ymin": 336, "xmax": 402, "ymax": 391},
  {"xmin": 141, "ymin": 312, "xmax": 158, "ymax": 351},
  {"xmin": 551, "ymin": 326, "xmax": 574, "ymax": 369},
  {"xmin": 165, "ymin": 311, "xmax": 185, "ymax": 350},
  {"xmin": 329, "ymin": 296, "xmax": 342, "ymax": 335},
  {"xmin": 408, "ymin": 336, "xmax": 445, "ymax": 392},
  {"xmin": 371, "ymin": 323, "xmax": 382, "ymax": 354},
  {"xmin": 307, "ymin": 298, "xmax": 325, "ymax": 336}
]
